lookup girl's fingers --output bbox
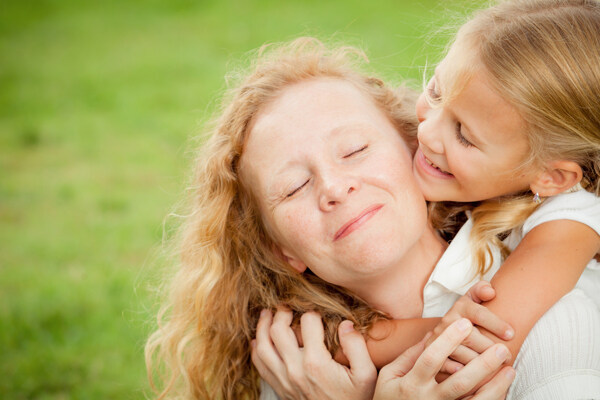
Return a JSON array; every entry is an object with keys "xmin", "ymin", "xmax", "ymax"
[
  {"xmin": 461, "ymin": 327, "xmax": 496, "ymax": 354},
  {"xmin": 449, "ymin": 344, "xmax": 480, "ymax": 365},
  {"xmin": 440, "ymin": 358, "xmax": 465, "ymax": 375},
  {"xmin": 440, "ymin": 343, "xmax": 512, "ymax": 399},
  {"xmin": 468, "ymin": 281, "xmax": 496, "ymax": 303},
  {"xmin": 463, "ymin": 303, "xmax": 514, "ymax": 341},
  {"xmin": 337, "ymin": 320, "xmax": 377, "ymax": 383},
  {"xmin": 472, "ymin": 366, "xmax": 515, "ymax": 400},
  {"xmin": 411, "ymin": 319, "xmax": 473, "ymax": 382}
]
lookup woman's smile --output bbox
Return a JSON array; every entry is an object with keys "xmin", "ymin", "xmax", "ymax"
[
  {"xmin": 333, "ymin": 204, "xmax": 383, "ymax": 241},
  {"xmin": 242, "ymin": 77, "xmax": 429, "ymax": 287}
]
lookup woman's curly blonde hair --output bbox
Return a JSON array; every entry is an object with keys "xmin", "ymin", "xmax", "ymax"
[{"xmin": 145, "ymin": 37, "xmax": 419, "ymax": 399}]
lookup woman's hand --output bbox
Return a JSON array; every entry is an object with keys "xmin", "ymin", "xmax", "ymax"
[
  {"xmin": 374, "ymin": 318, "xmax": 515, "ymax": 400},
  {"xmin": 251, "ymin": 308, "xmax": 377, "ymax": 400},
  {"xmin": 429, "ymin": 281, "xmax": 515, "ymax": 371}
]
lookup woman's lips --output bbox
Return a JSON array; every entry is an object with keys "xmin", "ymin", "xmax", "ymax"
[
  {"xmin": 415, "ymin": 148, "xmax": 454, "ymax": 179},
  {"xmin": 334, "ymin": 204, "xmax": 383, "ymax": 241}
]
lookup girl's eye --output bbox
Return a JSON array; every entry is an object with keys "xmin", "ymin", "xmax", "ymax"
[
  {"xmin": 426, "ymin": 78, "xmax": 441, "ymax": 102},
  {"xmin": 286, "ymin": 179, "xmax": 309, "ymax": 198},
  {"xmin": 455, "ymin": 123, "xmax": 473, "ymax": 147},
  {"xmin": 344, "ymin": 145, "xmax": 368, "ymax": 158}
]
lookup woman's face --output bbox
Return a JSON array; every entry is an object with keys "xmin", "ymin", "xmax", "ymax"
[{"xmin": 240, "ymin": 78, "xmax": 428, "ymax": 290}]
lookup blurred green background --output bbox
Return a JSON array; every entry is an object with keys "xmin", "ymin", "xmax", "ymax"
[{"xmin": 0, "ymin": 0, "xmax": 484, "ymax": 398}]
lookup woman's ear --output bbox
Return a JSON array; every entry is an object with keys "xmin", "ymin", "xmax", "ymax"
[
  {"xmin": 530, "ymin": 160, "xmax": 582, "ymax": 197},
  {"xmin": 272, "ymin": 245, "xmax": 307, "ymax": 273}
]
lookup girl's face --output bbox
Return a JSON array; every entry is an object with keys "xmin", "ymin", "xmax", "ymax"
[
  {"xmin": 240, "ymin": 78, "xmax": 428, "ymax": 292},
  {"xmin": 413, "ymin": 59, "xmax": 539, "ymax": 202}
]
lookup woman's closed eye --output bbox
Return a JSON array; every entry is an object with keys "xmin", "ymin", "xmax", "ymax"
[
  {"xmin": 286, "ymin": 179, "xmax": 310, "ymax": 198},
  {"xmin": 344, "ymin": 144, "xmax": 368, "ymax": 158}
]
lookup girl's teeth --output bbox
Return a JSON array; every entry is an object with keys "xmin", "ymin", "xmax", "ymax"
[{"xmin": 425, "ymin": 156, "xmax": 452, "ymax": 175}]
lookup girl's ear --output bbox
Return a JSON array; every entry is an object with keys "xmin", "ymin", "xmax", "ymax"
[
  {"xmin": 272, "ymin": 245, "xmax": 307, "ymax": 273},
  {"xmin": 530, "ymin": 160, "xmax": 582, "ymax": 196}
]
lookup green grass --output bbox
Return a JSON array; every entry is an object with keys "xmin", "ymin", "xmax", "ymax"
[{"xmin": 0, "ymin": 0, "xmax": 484, "ymax": 398}]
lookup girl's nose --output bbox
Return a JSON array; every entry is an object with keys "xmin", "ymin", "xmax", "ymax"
[
  {"xmin": 415, "ymin": 92, "xmax": 429, "ymax": 123},
  {"xmin": 417, "ymin": 117, "xmax": 445, "ymax": 155},
  {"xmin": 415, "ymin": 91, "xmax": 445, "ymax": 154}
]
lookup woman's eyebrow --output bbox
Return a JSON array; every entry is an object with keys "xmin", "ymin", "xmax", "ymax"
[{"xmin": 329, "ymin": 122, "xmax": 376, "ymax": 137}]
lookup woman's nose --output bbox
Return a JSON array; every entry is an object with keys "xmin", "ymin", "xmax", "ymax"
[{"xmin": 318, "ymin": 172, "xmax": 360, "ymax": 211}]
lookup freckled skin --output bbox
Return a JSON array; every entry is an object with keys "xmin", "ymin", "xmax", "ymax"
[{"xmin": 240, "ymin": 78, "xmax": 430, "ymax": 295}]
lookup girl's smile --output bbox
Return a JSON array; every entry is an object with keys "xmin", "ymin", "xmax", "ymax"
[
  {"xmin": 413, "ymin": 58, "xmax": 539, "ymax": 202},
  {"xmin": 415, "ymin": 148, "xmax": 454, "ymax": 179}
]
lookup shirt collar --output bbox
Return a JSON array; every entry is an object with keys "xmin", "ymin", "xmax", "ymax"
[{"xmin": 427, "ymin": 218, "xmax": 501, "ymax": 296}]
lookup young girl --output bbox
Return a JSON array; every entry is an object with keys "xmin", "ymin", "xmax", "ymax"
[
  {"xmin": 256, "ymin": 1, "xmax": 600, "ymax": 398},
  {"xmin": 365, "ymin": 0, "xmax": 600, "ymax": 388}
]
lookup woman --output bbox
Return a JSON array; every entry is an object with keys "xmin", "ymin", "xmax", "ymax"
[{"xmin": 145, "ymin": 38, "xmax": 597, "ymax": 399}]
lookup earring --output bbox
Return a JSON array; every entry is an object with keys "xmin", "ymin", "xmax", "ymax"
[{"xmin": 533, "ymin": 192, "xmax": 542, "ymax": 204}]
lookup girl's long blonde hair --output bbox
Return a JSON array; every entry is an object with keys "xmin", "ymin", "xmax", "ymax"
[
  {"xmin": 145, "ymin": 37, "xmax": 419, "ymax": 399},
  {"xmin": 430, "ymin": 0, "xmax": 600, "ymax": 275}
]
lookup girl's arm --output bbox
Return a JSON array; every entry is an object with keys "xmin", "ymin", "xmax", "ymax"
[
  {"xmin": 362, "ymin": 219, "xmax": 599, "ymax": 369},
  {"xmin": 341, "ymin": 282, "xmax": 511, "ymax": 368},
  {"xmin": 478, "ymin": 219, "xmax": 599, "ymax": 360}
]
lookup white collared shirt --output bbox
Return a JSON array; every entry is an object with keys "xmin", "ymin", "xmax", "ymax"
[
  {"xmin": 421, "ymin": 189, "xmax": 600, "ymax": 399},
  {"xmin": 423, "ymin": 189, "xmax": 600, "ymax": 318},
  {"xmin": 422, "ymin": 217, "xmax": 503, "ymax": 318}
]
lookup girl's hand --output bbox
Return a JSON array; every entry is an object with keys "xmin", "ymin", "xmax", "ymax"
[
  {"xmin": 251, "ymin": 308, "xmax": 377, "ymax": 400},
  {"xmin": 374, "ymin": 318, "xmax": 515, "ymax": 400},
  {"xmin": 429, "ymin": 281, "xmax": 514, "ymax": 372}
]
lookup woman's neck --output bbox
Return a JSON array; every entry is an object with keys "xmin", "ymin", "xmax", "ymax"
[{"xmin": 351, "ymin": 225, "xmax": 448, "ymax": 319}]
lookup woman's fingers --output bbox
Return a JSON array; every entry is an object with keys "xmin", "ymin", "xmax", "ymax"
[
  {"xmin": 411, "ymin": 319, "xmax": 473, "ymax": 382},
  {"xmin": 337, "ymin": 321, "xmax": 377, "ymax": 384},
  {"xmin": 440, "ymin": 343, "xmax": 512, "ymax": 399},
  {"xmin": 270, "ymin": 307, "xmax": 303, "ymax": 367},
  {"xmin": 252, "ymin": 310, "xmax": 295, "ymax": 394},
  {"xmin": 254, "ymin": 310, "xmax": 284, "ymax": 370},
  {"xmin": 379, "ymin": 332, "xmax": 430, "ymax": 379},
  {"xmin": 251, "ymin": 339, "xmax": 287, "ymax": 394},
  {"xmin": 300, "ymin": 312, "xmax": 329, "ymax": 356},
  {"xmin": 471, "ymin": 366, "xmax": 515, "ymax": 400}
]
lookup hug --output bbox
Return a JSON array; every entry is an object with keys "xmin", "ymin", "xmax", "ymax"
[{"xmin": 146, "ymin": 1, "xmax": 600, "ymax": 399}]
